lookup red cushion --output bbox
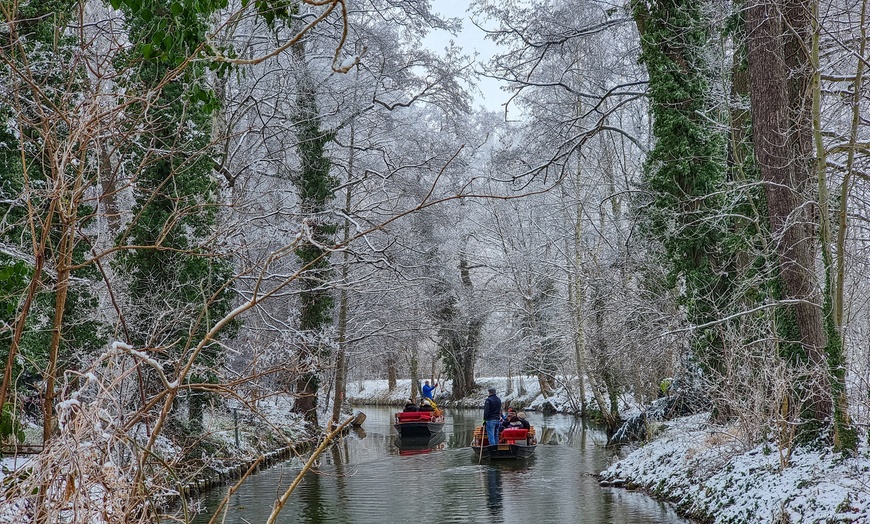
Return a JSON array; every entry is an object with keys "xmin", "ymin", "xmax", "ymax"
[
  {"xmin": 501, "ymin": 428, "xmax": 528, "ymax": 439},
  {"xmin": 397, "ymin": 412, "xmax": 432, "ymax": 422}
]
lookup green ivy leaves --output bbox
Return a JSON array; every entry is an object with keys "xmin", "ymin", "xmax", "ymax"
[{"xmin": 0, "ymin": 403, "xmax": 25, "ymax": 445}]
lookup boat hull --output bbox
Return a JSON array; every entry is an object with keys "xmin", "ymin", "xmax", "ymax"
[
  {"xmin": 393, "ymin": 410, "xmax": 446, "ymax": 437},
  {"xmin": 471, "ymin": 426, "xmax": 537, "ymax": 459},
  {"xmin": 471, "ymin": 443, "xmax": 537, "ymax": 460}
]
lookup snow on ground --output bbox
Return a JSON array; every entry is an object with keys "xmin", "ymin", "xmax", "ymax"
[
  {"xmin": 344, "ymin": 375, "xmax": 641, "ymax": 417},
  {"xmin": 599, "ymin": 413, "xmax": 870, "ymax": 523},
  {"xmin": 0, "ymin": 456, "xmax": 29, "ymax": 484}
]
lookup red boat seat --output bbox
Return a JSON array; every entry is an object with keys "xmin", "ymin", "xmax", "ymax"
[
  {"xmin": 397, "ymin": 412, "xmax": 432, "ymax": 422},
  {"xmin": 501, "ymin": 428, "xmax": 529, "ymax": 440}
]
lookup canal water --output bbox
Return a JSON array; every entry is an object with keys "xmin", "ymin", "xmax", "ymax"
[{"xmin": 190, "ymin": 406, "xmax": 690, "ymax": 523}]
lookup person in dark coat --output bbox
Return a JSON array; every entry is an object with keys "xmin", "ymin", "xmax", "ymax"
[
  {"xmin": 503, "ymin": 411, "xmax": 530, "ymax": 430},
  {"xmin": 482, "ymin": 388, "xmax": 502, "ymax": 446},
  {"xmin": 516, "ymin": 412, "xmax": 531, "ymax": 430},
  {"xmin": 403, "ymin": 398, "xmax": 419, "ymax": 412}
]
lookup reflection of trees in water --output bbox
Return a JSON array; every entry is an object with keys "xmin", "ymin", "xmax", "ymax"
[
  {"xmin": 448, "ymin": 427, "xmax": 476, "ymax": 449},
  {"xmin": 295, "ymin": 443, "xmax": 354, "ymax": 522},
  {"xmin": 331, "ymin": 444, "xmax": 352, "ymax": 521},
  {"xmin": 300, "ymin": 470, "xmax": 325, "ymax": 521},
  {"xmin": 449, "ymin": 410, "xmax": 484, "ymax": 449},
  {"xmin": 537, "ymin": 417, "xmax": 608, "ymax": 447}
]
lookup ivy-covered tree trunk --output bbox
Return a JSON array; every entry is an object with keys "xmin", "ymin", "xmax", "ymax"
[
  {"xmin": 290, "ymin": 46, "xmax": 337, "ymax": 426},
  {"xmin": 632, "ymin": 0, "xmax": 730, "ymax": 406},
  {"xmin": 810, "ymin": 0, "xmax": 856, "ymax": 453},
  {"xmin": 114, "ymin": 0, "xmax": 234, "ymax": 436}
]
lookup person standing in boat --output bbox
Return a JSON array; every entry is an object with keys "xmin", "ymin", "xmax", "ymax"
[
  {"xmin": 422, "ymin": 380, "xmax": 438, "ymax": 402},
  {"xmin": 483, "ymin": 388, "xmax": 502, "ymax": 446}
]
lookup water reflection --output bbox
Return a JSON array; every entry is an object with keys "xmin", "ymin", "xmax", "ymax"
[
  {"xmin": 447, "ymin": 408, "xmax": 479, "ymax": 449},
  {"xmin": 394, "ymin": 432, "xmax": 446, "ymax": 456},
  {"xmin": 187, "ymin": 407, "xmax": 692, "ymax": 524},
  {"xmin": 485, "ymin": 468, "xmax": 502, "ymax": 518}
]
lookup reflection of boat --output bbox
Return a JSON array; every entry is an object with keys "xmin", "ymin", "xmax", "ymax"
[
  {"xmin": 394, "ymin": 432, "xmax": 446, "ymax": 455},
  {"xmin": 471, "ymin": 426, "xmax": 538, "ymax": 459},
  {"xmin": 393, "ymin": 408, "xmax": 445, "ymax": 437}
]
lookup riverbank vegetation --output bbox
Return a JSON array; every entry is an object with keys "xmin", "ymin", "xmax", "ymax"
[{"xmin": 1, "ymin": 0, "xmax": 869, "ymax": 522}]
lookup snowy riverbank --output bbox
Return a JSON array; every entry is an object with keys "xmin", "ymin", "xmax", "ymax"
[
  {"xmin": 344, "ymin": 375, "xmax": 626, "ymax": 415},
  {"xmin": 599, "ymin": 413, "xmax": 870, "ymax": 523}
]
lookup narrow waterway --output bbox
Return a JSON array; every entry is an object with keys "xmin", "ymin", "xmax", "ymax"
[{"xmin": 190, "ymin": 406, "xmax": 690, "ymax": 523}]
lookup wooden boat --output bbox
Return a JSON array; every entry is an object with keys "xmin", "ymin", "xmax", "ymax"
[
  {"xmin": 393, "ymin": 408, "xmax": 445, "ymax": 437},
  {"xmin": 471, "ymin": 426, "xmax": 538, "ymax": 459}
]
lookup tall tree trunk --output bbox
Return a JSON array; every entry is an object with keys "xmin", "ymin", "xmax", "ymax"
[
  {"xmin": 440, "ymin": 244, "xmax": 482, "ymax": 399},
  {"xmin": 331, "ymin": 108, "xmax": 356, "ymax": 426},
  {"xmin": 746, "ymin": 0, "xmax": 831, "ymax": 432},
  {"xmin": 42, "ymin": 217, "xmax": 73, "ymax": 443},
  {"xmin": 331, "ymin": 275, "xmax": 349, "ymax": 425},
  {"xmin": 409, "ymin": 351, "xmax": 419, "ymax": 399},
  {"xmin": 290, "ymin": 40, "xmax": 336, "ymax": 426},
  {"xmin": 838, "ymin": 0, "xmax": 867, "ymax": 329},
  {"xmin": 810, "ymin": 0, "xmax": 857, "ymax": 453},
  {"xmin": 568, "ymin": 115, "xmax": 588, "ymax": 416},
  {"xmin": 388, "ymin": 352, "xmax": 398, "ymax": 392}
]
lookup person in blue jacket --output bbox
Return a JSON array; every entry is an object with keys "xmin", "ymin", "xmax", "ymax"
[
  {"xmin": 422, "ymin": 380, "xmax": 438, "ymax": 402},
  {"xmin": 482, "ymin": 388, "xmax": 502, "ymax": 446}
]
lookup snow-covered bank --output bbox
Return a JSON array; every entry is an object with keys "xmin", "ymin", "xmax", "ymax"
[
  {"xmin": 344, "ymin": 375, "xmax": 633, "ymax": 416},
  {"xmin": 599, "ymin": 413, "xmax": 870, "ymax": 523},
  {"xmin": 0, "ymin": 395, "xmax": 313, "ymax": 523}
]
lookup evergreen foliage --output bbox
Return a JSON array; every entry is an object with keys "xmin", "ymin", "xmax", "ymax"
[
  {"xmin": 633, "ymin": 0, "xmax": 798, "ymax": 431},
  {"xmin": 113, "ymin": 0, "xmax": 235, "ymax": 434},
  {"xmin": 633, "ymin": 0, "xmax": 731, "ymax": 369},
  {"xmin": 0, "ymin": 0, "xmax": 107, "ymax": 435}
]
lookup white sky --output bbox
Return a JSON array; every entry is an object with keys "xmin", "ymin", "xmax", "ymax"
[{"xmin": 422, "ymin": 1, "xmax": 513, "ymax": 115}]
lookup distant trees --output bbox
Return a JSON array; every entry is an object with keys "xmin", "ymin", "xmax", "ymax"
[{"xmin": 474, "ymin": 0, "xmax": 653, "ymax": 421}]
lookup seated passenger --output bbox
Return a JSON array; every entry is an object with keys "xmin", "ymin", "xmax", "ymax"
[
  {"xmin": 516, "ymin": 412, "xmax": 531, "ymax": 430},
  {"xmin": 418, "ymin": 398, "xmax": 434, "ymax": 411},
  {"xmin": 502, "ymin": 410, "xmax": 530, "ymax": 430},
  {"xmin": 403, "ymin": 398, "xmax": 419, "ymax": 412},
  {"xmin": 501, "ymin": 408, "xmax": 521, "ymax": 429}
]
